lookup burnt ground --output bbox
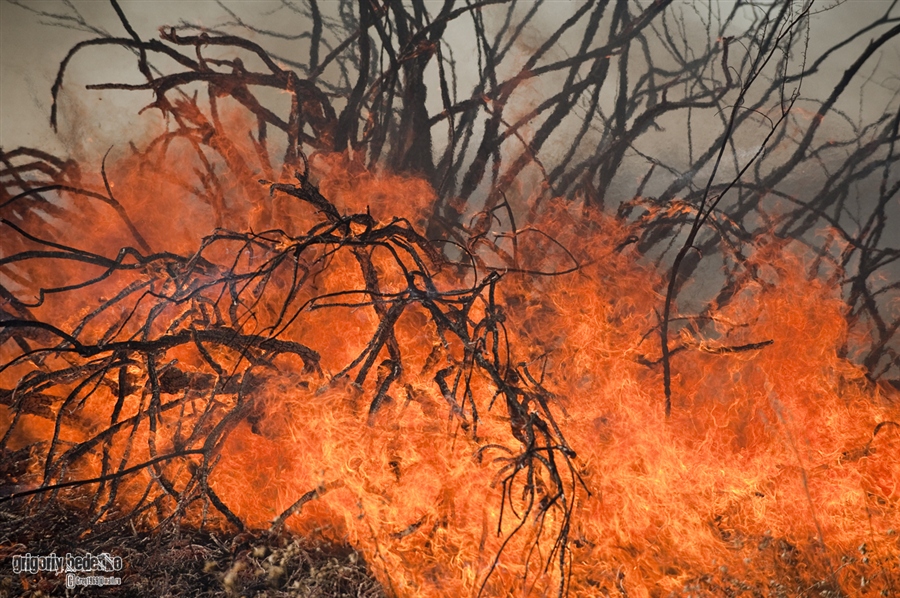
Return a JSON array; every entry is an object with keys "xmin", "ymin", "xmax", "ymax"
[
  {"xmin": 0, "ymin": 501, "xmax": 384, "ymax": 598},
  {"xmin": 0, "ymin": 499, "xmax": 880, "ymax": 597}
]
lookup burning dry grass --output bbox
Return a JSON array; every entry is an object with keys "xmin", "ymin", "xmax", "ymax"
[{"xmin": 1, "ymin": 142, "xmax": 898, "ymax": 596}]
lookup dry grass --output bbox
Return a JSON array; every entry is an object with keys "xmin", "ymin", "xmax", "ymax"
[{"xmin": 0, "ymin": 501, "xmax": 384, "ymax": 598}]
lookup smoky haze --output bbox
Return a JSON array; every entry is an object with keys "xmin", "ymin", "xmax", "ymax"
[{"xmin": 3, "ymin": 2, "xmax": 896, "ymax": 167}]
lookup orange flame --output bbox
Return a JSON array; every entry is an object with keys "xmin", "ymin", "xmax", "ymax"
[{"xmin": 1, "ymin": 125, "xmax": 898, "ymax": 597}]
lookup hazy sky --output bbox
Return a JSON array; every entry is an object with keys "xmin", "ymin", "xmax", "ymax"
[
  {"xmin": 1, "ymin": 1, "xmax": 898, "ymax": 168},
  {"xmin": 1, "ymin": 1, "xmax": 257, "ymax": 156}
]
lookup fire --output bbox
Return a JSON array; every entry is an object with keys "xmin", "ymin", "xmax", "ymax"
[{"xmin": 2, "ymin": 123, "xmax": 899, "ymax": 597}]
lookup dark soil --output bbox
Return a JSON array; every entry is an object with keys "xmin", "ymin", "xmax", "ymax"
[{"xmin": 0, "ymin": 502, "xmax": 385, "ymax": 597}]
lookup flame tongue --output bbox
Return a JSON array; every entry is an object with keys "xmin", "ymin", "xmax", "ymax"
[{"xmin": 1, "ymin": 146, "xmax": 898, "ymax": 597}]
